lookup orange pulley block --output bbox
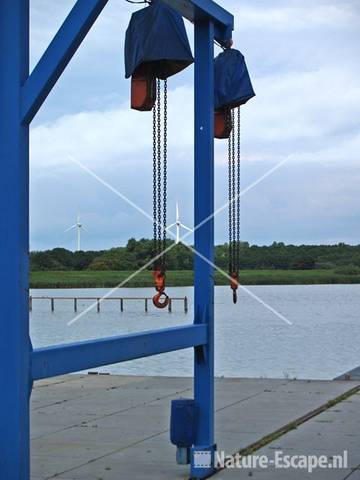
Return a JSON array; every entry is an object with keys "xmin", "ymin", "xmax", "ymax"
[
  {"xmin": 131, "ymin": 65, "xmax": 156, "ymax": 112},
  {"xmin": 214, "ymin": 108, "xmax": 233, "ymax": 139}
]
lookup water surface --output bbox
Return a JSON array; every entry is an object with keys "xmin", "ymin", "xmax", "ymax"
[{"xmin": 30, "ymin": 285, "xmax": 360, "ymax": 380}]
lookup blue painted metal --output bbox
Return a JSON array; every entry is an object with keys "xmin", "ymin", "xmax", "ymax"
[
  {"xmin": 21, "ymin": 0, "xmax": 109, "ymax": 124},
  {"xmin": 2, "ymin": 0, "xmax": 234, "ymax": 477},
  {"xmin": 162, "ymin": 0, "xmax": 233, "ymax": 44},
  {"xmin": 0, "ymin": 1, "xmax": 31, "ymax": 478},
  {"xmin": 192, "ymin": 18, "xmax": 216, "ymax": 478},
  {"xmin": 31, "ymin": 324, "xmax": 207, "ymax": 381}
]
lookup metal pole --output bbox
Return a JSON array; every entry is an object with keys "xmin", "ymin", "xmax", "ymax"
[
  {"xmin": 0, "ymin": 1, "xmax": 31, "ymax": 477},
  {"xmin": 191, "ymin": 19, "xmax": 215, "ymax": 479},
  {"xmin": 120, "ymin": 298, "xmax": 124, "ymax": 312},
  {"xmin": 145, "ymin": 298, "xmax": 148, "ymax": 312},
  {"xmin": 51, "ymin": 298, "xmax": 54, "ymax": 312},
  {"xmin": 74, "ymin": 298, "xmax": 77, "ymax": 312},
  {"xmin": 184, "ymin": 296, "xmax": 188, "ymax": 314},
  {"xmin": 97, "ymin": 298, "xmax": 100, "ymax": 313}
]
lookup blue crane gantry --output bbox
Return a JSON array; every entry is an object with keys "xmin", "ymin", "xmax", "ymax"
[{"xmin": 0, "ymin": 0, "xmax": 234, "ymax": 478}]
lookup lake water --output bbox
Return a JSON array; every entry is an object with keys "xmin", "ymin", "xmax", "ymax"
[{"xmin": 30, "ymin": 285, "xmax": 360, "ymax": 380}]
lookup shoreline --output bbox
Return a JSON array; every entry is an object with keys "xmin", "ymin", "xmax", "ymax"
[{"xmin": 30, "ymin": 269, "xmax": 360, "ymax": 289}]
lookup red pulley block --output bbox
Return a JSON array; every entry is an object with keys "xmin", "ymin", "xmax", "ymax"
[
  {"xmin": 214, "ymin": 108, "xmax": 233, "ymax": 139},
  {"xmin": 131, "ymin": 65, "xmax": 156, "ymax": 112}
]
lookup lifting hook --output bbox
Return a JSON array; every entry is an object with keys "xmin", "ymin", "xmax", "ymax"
[
  {"xmin": 152, "ymin": 269, "xmax": 170, "ymax": 309},
  {"xmin": 230, "ymin": 272, "xmax": 239, "ymax": 305},
  {"xmin": 153, "ymin": 290, "xmax": 170, "ymax": 309}
]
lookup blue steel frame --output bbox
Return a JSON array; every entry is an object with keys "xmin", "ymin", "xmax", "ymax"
[{"xmin": 0, "ymin": 1, "xmax": 233, "ymax": 478}]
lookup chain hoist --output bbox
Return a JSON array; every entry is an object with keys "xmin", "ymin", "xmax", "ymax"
[
  {"xmin": 214, "ymin": 45, "xmax": 255, "ymax": 304},
  {"xmin": 125, "ymin": 0, "xmax": 193, "ymax": 310},
  {"xmin": 152, "ymin": 79, "xmax": 169, "ymax": 309}
]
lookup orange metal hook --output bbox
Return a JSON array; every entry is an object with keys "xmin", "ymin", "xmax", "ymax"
[
  {"xmin": 152, "ymin": 290, "xmax": 170, "ymax": 309},
  {"xmin": 152, "ymin": 268, "xmax": 169, "ymax": 309}
]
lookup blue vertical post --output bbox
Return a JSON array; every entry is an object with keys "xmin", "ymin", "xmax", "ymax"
[
  {"xmin": 192, "ymin": 19, "xmax": 216, "ymax": 479},
  {"xmin": 0, "ymin": 0, "xmax": 31, "ymax": 478}
]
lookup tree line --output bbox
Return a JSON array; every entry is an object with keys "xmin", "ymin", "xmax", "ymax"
[{"xmin": 29, "ymin": 239, "xmax": 360, "ymax": 272}]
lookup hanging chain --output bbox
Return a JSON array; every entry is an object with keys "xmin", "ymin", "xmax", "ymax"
[
  {"xmin": 152, "ymin": 79, "xmax": 168, "ymax": 272},
  {"xmin": 156, "ymin": 79, "xmax": 162, "ymax": 265},
  {"xmin": 152, "ymin": 79, "xmax": 170, "ymax": 309},
  {"xmin": 153, "ymin": 95, "xmax": 158, "ymax": 259},
  {"xmin": 228, "ymin": 115, "xmax": 233, "ymax": 275},
  {"xmin": 236, "ymin": 107, "xmax": 241, "ymax": 272},
  {"xmin": 228, "ymin": 108, "xmax": 241, "ymax": 303},
  {"xmin": 163, "ymin": 79, "xmax": 168, "ymax": 264},
  {"xmin": 231, "ymin": 109, "xmax": 236, "ymax": 273}
]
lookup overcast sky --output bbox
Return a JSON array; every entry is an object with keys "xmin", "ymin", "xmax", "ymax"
[{"xmin": 29, "ymin": 0, "xmax": 360, "ymax": 251}]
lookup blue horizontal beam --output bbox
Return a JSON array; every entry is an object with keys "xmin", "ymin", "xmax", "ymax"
[
  {"xmin": 162, "ymin": 0, "xmax": 234, "ymax": 44},
  {"xmin": 31, "ymin": 324, "xmax": 207, "ymax": 381},
  {"xmin": 21, "ymin": 0, "xmax": 109, "ymax": 124}
]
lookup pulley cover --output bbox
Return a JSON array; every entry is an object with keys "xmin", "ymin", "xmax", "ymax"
[
  {"xmin": 214, "ymin": 48, "xmax": 255, "ymax": 111},
  {"xmin": 125, "ymin": 0, "xmax": 194, "ymax": 81}
]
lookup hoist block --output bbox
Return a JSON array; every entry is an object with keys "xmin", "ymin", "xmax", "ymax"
[
  {"xmin": 131, "ymin": 66, "xmax": 156, "ymax": 111},
  {"xmin": 214, "ymin": 108, "xmax": 233, "ymax": 139}
]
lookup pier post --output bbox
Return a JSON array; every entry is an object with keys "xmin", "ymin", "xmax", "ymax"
[
  {"xmin": 191, "ymin": 18, "xmax": 216, "ymax": 479},
  {"xmin": 0, "ymin": 1, "xmax": 31, "ymax": 477}
]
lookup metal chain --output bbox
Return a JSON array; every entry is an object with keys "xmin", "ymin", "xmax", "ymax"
[
  {"xmin": 228, "ymin": 115, "xmax": 233, "ymax": 275},
  {"xmin": 236, "ymin": 107, "xmax": 241, "ymax": 272},
  {"xmin": 163, "ymin": 79, "xmax": 168, "ymax": 267},
  {"xmin": 156, "ymin": 79, "xmax": 162, "ymax": 265},
  {"xmin": 228, "ymin": 108, "xmax": 241, "ymax": 279},
  {"xmin": 231, "ymin": 109, "xmax": 236, "ymax": 272},
  {"xmin": 152, "ymin": 79, "xmax": 168, "ymax": 272},
  {"xmin": 153, "ymin": 97, "xmax": 158, "ymax": 261}
]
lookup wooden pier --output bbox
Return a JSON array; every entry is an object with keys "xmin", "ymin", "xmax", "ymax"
[{"xmin": 29, "ymin": 295, "xmax": 188, "ymax": 314}]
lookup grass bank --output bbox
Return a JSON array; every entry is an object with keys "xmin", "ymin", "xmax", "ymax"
[{"xmin": 30, "ymin": 269, "xmax": 360, "ymax": 289}]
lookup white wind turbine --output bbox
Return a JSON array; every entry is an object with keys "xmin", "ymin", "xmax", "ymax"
[
  {"xmin": 65, "ymin": 213, "xmax": 87, "ymax": 251},
  {"xmin": 166, "ymin": 202, "xmax": 192, "ymax": 244}
]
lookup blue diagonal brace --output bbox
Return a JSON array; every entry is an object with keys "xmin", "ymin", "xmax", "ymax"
[{"xmin": 21, "ymin": 0, "xmax": 109, "ymax": 125}]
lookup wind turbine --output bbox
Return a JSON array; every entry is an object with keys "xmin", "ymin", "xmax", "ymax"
[
  {"xmin": 65, "ymin": 213, "xmax": 87, "ymax": 251},
  {"xmin": 166, "ymin": 202, "xmax": 192, "ymax": 244}
]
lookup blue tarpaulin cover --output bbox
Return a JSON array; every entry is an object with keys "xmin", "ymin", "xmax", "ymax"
[
  {"xmin": 125, "ymin": 1, "xmax": 194, "ymax": 80},
  {"xmin": 214, "ymin": 48, "xmax": 255, "ymax": 110}
]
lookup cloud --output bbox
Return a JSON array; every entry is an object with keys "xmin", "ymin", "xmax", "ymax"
[{"xmin": 230, "ymin": 1, "xmax": 360, "ymax": 32}]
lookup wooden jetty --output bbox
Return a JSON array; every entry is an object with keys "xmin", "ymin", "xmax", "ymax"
[{"xmin": 29, "ymin": 295, "xmax": 188, "ymax": 313}]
